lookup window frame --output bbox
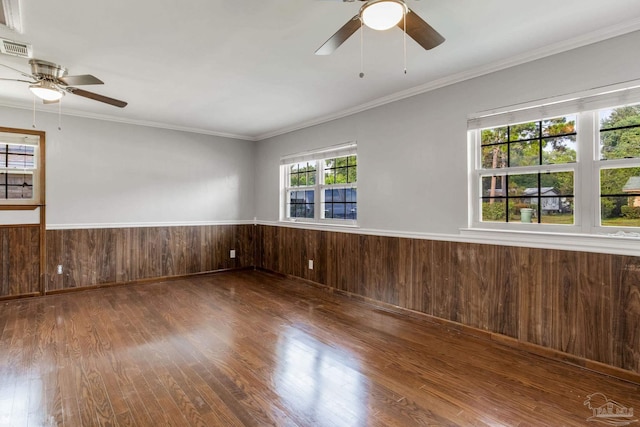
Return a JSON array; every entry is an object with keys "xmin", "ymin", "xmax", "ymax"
[
  {"xmin": 468, "ymin": 85, "xmax": 640, "ymax": 236},
  {"xmin": 280, "ymin": 143, "xmax": 357, "ymax": 226},
  {"xmin": 0, "ymin": 129, "xmax": 43, "ymax": 209}
]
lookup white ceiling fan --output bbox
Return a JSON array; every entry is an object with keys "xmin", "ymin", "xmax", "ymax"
[{"xmin": 315, "ymin": 0, "xmax": 445, "ymax": 55}]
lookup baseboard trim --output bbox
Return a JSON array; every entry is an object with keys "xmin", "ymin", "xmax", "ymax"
[
  {"xmin": 0, "ymin": 292, "xmax": 40, "ymax": 301},
  {"xmin": 42, "ymin": 267, "xmax": 255, "ymax": 296}
]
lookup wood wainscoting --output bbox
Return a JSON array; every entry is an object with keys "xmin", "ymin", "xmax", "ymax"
[
  {"xmin": 256, "ymin": 225, "xmax": 640, "ymax": 377},
  {"xmin": 45, "ymin": 224, "xmax": 255, "ymax": 292},
  {"xmin": 0, "ymin": 224, "xmax": 40, "ymax": 299},
  {"xmin": 1, "ymin": 224, "xmax": 255, "ymax": 299},
  {"xmin": 3, "ymin": 221, "xmax": 639, "ymax": 380}
]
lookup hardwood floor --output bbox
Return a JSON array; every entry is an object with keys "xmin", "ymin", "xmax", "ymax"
[{"xmin": 1, "ymin": 270, "xmax": 639, "ymax": 426}]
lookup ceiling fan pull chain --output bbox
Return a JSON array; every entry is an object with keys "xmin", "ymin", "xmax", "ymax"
[
  {"xmin": 32, "ymin": 95, "xmax": 36, "ymax": 128},
  {"xmin": 403, "ymin": 12, "xmax": 407, "ymax": 75},
  {"xmin": 58, "ymin": 99, "xmax": 62, "ymax": 131},
  {"xmin": 359, "ymin": 19, "xmax": 365, "ymax": 78}
]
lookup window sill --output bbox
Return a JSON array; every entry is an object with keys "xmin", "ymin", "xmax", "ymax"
[
  {"xmin": 459, "ymin": 227, "xmax": 640, "ymax": 257},
  {"xmin": 278, "ymin": 219, "xmax": 359, "ymax": 231}
]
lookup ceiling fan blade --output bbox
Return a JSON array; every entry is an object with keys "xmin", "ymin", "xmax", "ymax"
[
  {"xmin": 65, "ymin": 87, "xmax": 128, "ymax": 108},
  {"xmin": 0, "ymin": 62, "xmax": 35, "ymax": 80},
  {"xmin": 59, "ymin": 74, "xmax": 104, "ymax": 86},
  {"xmin": 315, "ymin": 15, "xmax": 361, "ymax": 55},
  {"xmin": 399, "ymin": 9, "xmax": 445, "ymax": 51},
  {"xmin": 0, "ymin": 77, "xmax": 36, "ymax": 84}
]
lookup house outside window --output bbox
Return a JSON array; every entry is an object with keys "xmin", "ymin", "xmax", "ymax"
[
  {"xmin": 478, "ymin": 115, "xmax": 576, "ymax": 225},
  {"xmin": 468, "ymin": 85, "xmax": 640, "ymax": 235},
  {"xmin": 281, "ymin": 143, "xmax": 357, "ymax": 225}
]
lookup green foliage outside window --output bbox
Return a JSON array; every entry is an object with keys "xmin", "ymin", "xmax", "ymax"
[
  {"xmin": 324, "ymin": 155, "xmax": 357, "ymax": 184},
  {"xmin": 480, "ymin": 115, "xmax": 577, "ymax": 224},
  {"xmin": 599, "ymin": 105, "xmax": 640, "ymax": 227},
  {"xmin": 289, "ymin": 162, "xmax": 316, "ymax": 186},
  {"xmin": 600, "ymin": 106, "xmax": 640, "ymax": 160},
  {"xmin": 481, "ymin": 108, "xmax": 640, "ymax": 227},
  {"xmin": 621, "ymin": 206, "xmax": 640, "ymax": 219}
]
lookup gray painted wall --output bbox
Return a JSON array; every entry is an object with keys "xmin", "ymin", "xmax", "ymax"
[
  {"xmin": 254, "ymin": 30, "xmax": 640, "ymax": 234},
  {"xmin": 0, "ymin": 107, "xmax": 256, "ymax": 227},
  {"xmin": 2, "ymin": 31, "xmax": 640, "ymax": 234}
]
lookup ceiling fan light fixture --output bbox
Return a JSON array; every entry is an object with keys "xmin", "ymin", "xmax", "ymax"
[
  {"xmin": 360, "ymin": 0, "xmax": 406, "ymax": 31},
  {"xmin": 29, "ymin": 81, "xmax": 63, "ymax": 101}
]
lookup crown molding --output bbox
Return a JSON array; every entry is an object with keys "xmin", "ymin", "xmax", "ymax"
[
  {"xmin": 255, "ymin": 18, "xmax": 640, "ymax": 141},
  {"xmin": 0, "ymin": 99, "xmax": 258, "ymax": 141}
]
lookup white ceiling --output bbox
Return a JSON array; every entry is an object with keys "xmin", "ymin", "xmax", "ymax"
[{"xmin": 1, "ymin": 0, "xmax": 640, "ymax": 141}]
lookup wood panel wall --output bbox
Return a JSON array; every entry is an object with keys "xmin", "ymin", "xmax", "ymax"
[
  {"xmin": 0, "ymin": 225, "xmax": 40, "ymax": 298},
  {"xmin": 3, "ymin": 221, "xmax": 638, "ymax": 377},
  {"xmin": 46, "ymin": 224, "xmax": 255, "ymax": 292},
  {"xmin": 256, "ymin": 225, "xmax": 640, "ymax": 375}
]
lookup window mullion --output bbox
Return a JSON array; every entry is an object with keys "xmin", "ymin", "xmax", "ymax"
[
  {"xmin": 576, "ymin": 111, "xmax": 595, "ymax": 233},
  {"xmin": 315, "ymin": 166, "xmax": 322, "ymax": 221}
]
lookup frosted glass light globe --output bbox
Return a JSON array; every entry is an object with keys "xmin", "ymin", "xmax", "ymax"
[{"xmin": 361, "ymin": 0, "xmax": 406, "ymax": 31}]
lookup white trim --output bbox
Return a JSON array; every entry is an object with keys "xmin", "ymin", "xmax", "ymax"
[
  {"xmin": 468, "ymin": 96, "xmax": 640, "ymax": 237},
  {"xmin": 1, "ymin": 0, "xmax": 23, "ymax": 33},
  {"xmin": 468, "ymin": 83, "xmax": 640, "ymax": 130},
  {"xmin": 0, "ymin": 100, "xmax": 258, "ymax": 142},
  {"xmin": 459, "ymin": 228, "xmax": 640, "ymax": 257},
  {"xmin": 280, "ymin": 141, "xmax": 357, "ymax": 165},
  {"xmin": 46, "ymin": 219, "xmax": 256, "ymax": 230},
  {"xmin": 281, "ymin": 146, "xmax": 358, "ymax": 224},
  {"xmin": 468, "ymin": 79, "xmax": 640, "ymax": 122},
  {"xmin": 257, "ymin": 220, "xmax": 640, "ymax": 257},
  {"xmin": 275, "ymin": 219, "xmax": 359, "ymax": 231}
]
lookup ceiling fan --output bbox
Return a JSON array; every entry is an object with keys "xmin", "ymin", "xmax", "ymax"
[
  {"xmin": 0, "ymin": 59, "xmax": 127, "ymax": 108},
  {"xmin": 315, "ymin": 0, "xmax": 445, "ymax": 55}
]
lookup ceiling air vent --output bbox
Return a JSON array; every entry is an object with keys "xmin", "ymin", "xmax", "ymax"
[{"xmin": 0, "ymin": 38, "xmax": 32, "ymax": 58}]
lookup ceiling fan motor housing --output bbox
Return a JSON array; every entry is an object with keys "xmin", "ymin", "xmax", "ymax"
[{"xmin": 29, "ymin": 59, "xmax": 67, "ymax": 81}]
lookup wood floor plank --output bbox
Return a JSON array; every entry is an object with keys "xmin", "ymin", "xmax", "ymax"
[{"xmin": 1, "ymin": 270, "xmax": 639, "ymax": 426}]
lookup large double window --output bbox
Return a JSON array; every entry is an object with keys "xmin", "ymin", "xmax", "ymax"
[
  {"xmin": 281, "ymin": 143, "xmax": 357, "ymax": 224},
  {"xmin": 469, "ymin": 86, "xmax": 640, "ymax": 234}
]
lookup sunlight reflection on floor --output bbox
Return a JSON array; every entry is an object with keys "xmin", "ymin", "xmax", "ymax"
[{"xmin": 274, "ymin": 326, "xmax": 369, "ymax": 427}]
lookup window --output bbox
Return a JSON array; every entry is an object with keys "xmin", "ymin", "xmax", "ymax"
[
  {"xmin": 288, "ymin": 161, "xmax": 316, "ymax": 219},
  {"xmin": 323, "ymin": 156, "xmax": 357, "ymax": 220},
  {"xmin": 478, "ymin": 115, "xmax": 576, "ymax": 225},
  {"xmin": 598, "ymin": 106, "xmax": 640, "ymax": 228},
  {"xmin": 281, "ymin": 143, "xmax": 357, "ymax": 224},
  {"xmin": 0, "ymin": 131, "xmax": 42, "ymax": 206},
  {"xmin": 469, "ymin": 86, "xmax": 640, "ymax": 234}
]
